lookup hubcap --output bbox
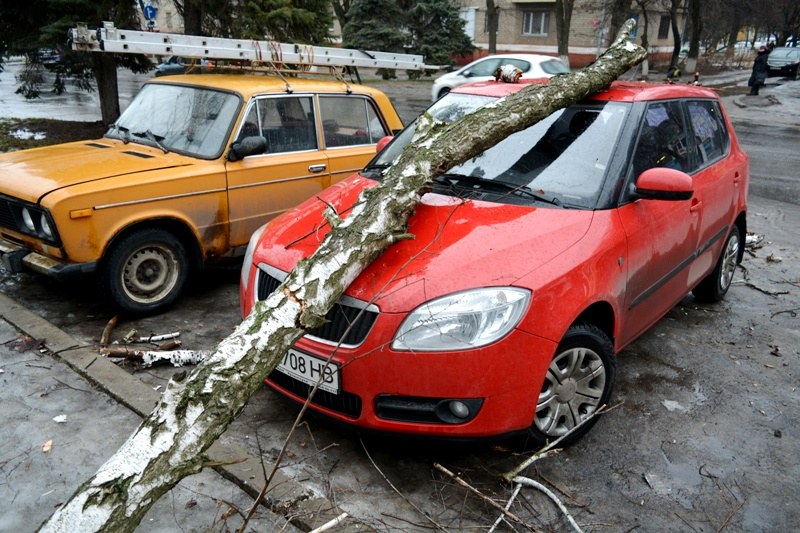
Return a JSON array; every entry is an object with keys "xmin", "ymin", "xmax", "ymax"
[
  {"xmin": 719, "ymin": 232, "xmax": 739, "ymax": 291},
  {"xmin": 535, "ymin": 347, "xmax": 606, "ymax": 437},
  {"xmin": 122, "ymin": 245, "xmax": 180, "ymax": 304}
]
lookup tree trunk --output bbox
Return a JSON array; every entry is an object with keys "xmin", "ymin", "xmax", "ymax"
[
  {"xmin": 607, "ymin": 0, "xmax": 633, "ymax": 46},
  {"xmin": 38, "ymin": 20, "xmax": 645, "ymax": 533},
  {"xmin": 634, "ymin": 0, "xmax": 651, "ymax": 79},
  {"xmin": 684, "ymin": 0, "xmax": 702, "ymax": 76},
  {"xmin": 669, "ymin": 0, "xmax": 682, "ymax": 68},
  {"xmin": 555, "ymin": 0, "xmax": 575, "ymax": 67},
  {"xmin": 92, "ymin": 54, "xmax": 120, "ymax": 126},
  {"xmin": 486, "ymin": 0, "xmax": 498, "ymax": 54}
]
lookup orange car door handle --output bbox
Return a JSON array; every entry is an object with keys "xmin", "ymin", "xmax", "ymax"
[
  {"xmin": 690, "ymin": 199, "xmax": 702, "ymax": 213},
  {"xmin": 309, "ymin": 164, "xmax": 327, "ymax": 173}
]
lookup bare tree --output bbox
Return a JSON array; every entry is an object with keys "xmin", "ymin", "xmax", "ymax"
[{"xmin": 37, "ymin": 20, "xmax": 646, "ymax": 533}]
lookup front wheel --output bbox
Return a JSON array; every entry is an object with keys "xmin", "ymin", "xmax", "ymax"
[
  {"xmin": 528, "ymin": 323, "xmax": 616, "ymax": 447},
  {"xmin": 101, "ymin": 228, "xmax": 189, "ymax": 316},
  {"xmin": 692, "ymin": 225, "xmax": 741, "ymax": 303}
]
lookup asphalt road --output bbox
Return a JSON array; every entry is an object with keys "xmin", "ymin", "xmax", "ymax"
[{"xmin": 1, "ymin": 68, "xmax": 799, "ymax": 531}]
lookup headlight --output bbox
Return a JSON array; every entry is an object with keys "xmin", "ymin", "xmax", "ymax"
[
  {"xmin": 14, "ymin": 204, "xmax": 57, "ymax": 244},
  {"xmin": 392, "ymin": 287, "xmax": 531, "ymax": 351},
  {"xmin": 40, "ymin": 212, "xmax": 53, "ymax": 239},
  {"xmin": 21, "ymin": 207, "xmax": 36, "ymax": 232},
  {"xmin": 240, "ymin": 224, "xmax": 267, "ymax": 290}
]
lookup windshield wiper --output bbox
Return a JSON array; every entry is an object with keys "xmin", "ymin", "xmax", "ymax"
[
  {"xmin": 433, "ymin": 174, "xmax": 562, "ymax": 206},
  {"xmin": 111, "ymin": 124, "xmax": 131, "ymax": 144},
  {"xmin": 132, "ymin": 130, "xmax": 169, "ymax": 153}
]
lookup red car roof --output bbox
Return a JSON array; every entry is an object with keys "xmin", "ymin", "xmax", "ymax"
[{"xmin": 452, "ymin": 77, "xmax": 721, "ymax": 102}]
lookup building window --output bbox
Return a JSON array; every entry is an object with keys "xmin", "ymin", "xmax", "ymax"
[
  {"xmin": 657, "ymin": 15, "xmax": 671, "ymax": 39},
  {"xmin": 523, "ymin": 11, "xmax": 550, "ymax": 36}
]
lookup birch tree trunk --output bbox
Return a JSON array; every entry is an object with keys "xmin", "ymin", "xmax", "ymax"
[{"xmin": 39, "ymin": 20, "xmax": 645, "ymax": 533}]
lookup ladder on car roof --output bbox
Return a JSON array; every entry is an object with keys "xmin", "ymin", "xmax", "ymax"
[{"xmin": 69, "ymin": 22, "xmax": 431, "ymax": 72}]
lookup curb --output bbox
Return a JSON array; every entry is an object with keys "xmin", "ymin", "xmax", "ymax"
[{"xmin": 0, "ymin": 292, "xmax": 370, "ymax": 532}]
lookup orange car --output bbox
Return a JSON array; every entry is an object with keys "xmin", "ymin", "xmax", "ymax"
[{"xmin": 0, "ymin": 75, "xmax": 403, "ymax": 315}]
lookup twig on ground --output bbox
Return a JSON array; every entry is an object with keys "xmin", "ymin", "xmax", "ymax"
[
  {"xmin": 512, "ymin": 476, "xmax": 583, "ymax": 533},
  {"xmin": 433, "ymin": 463, "xmax": 536, "ymax": 532},
  {"xmin": 309, "ymin": 512, "xmax": 349, "ymax": 533},
  {"xmin": 366, "ymin": 441, "xmax": 449, "ymax": 532},
  {"xmin": 744, "ymin": 282, "xmax": 789, "ymax": 296},
  {"xmin": 100, "ymin": 315, "xmax": 118, "ymax": 347},
  {"xmin": 503, "ymin": 403, "xmax": 620, "ymax": 481},
  {"xmin": 488, "ymin": 483, "xmax": 522, "ymax": 533}
]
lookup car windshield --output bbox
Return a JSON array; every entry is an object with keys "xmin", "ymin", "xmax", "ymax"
[
  {"xmin": 106, "ymin": 83, "xmax": 240, "ymax": 159},
  {"xmin": 366, "ymin": 92, "xmax": 630, "ymax": 209}
]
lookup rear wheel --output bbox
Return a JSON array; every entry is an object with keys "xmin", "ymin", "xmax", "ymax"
[
  {"xmin": 101, "ymin": 228, "xmax": 189, "ymax": 316},
  {"xmin": 528, "ymin": 323, "xmax": 616, "ymax": 447},
  {"xmin": 692, "ymin": 225, "xmax": 740, "ymax": 303}
]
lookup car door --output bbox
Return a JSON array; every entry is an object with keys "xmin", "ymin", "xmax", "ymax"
[
  {"xmin": 616, "ymin": 100, "xmax": 701, "ymax": 345},
  {"xmin": 226, "ymin": 94, "xmax": 330, "ymax": 249},
  {"xmin": 682, "ymin": 99, "xmax": 739, "ymax": 287},
  {"xmin": 318, "ymin": 95, "xmax": 393, "ymax": 184}
]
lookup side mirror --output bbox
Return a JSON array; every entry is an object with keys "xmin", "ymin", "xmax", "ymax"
[
  {"xmin": 462, "ymin": 69, "xmax": 473, "ymax": 78},
  {"xmin": 375, "ymin": 135, "xmax": 393, "ymax": 153},
  {"xmin": 634, "ymin": 167, "xmax": 694, "ymax": 201},
  {"xmin": 228, "ymin": 136, "xmax": 268, "ymax": 162}
]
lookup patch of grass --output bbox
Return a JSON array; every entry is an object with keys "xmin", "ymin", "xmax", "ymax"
[{"xmin": 0, "ymin": 118, "xmax": 107, "ymax": 153}]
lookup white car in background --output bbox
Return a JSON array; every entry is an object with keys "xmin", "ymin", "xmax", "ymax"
[{"xmin": 431, "ymin": 53, "xmax": 569, "ymax": 100}]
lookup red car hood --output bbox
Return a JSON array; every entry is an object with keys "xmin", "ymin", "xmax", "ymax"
[
  {"xmin": 259, "ymin": 176, "xmax": 594, "ymax": 313},
  {"xmin": 0, "ymin": 138, "xmax": 193, "ymax": 203}
]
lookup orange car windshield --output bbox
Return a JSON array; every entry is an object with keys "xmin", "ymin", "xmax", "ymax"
[{"xmin": 107, "ymin": 83, "xmax": 240, "ymax": 159}]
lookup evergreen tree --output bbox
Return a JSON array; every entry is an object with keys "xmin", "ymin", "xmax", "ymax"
[
  {"xmin": 342, "ymin": 0, "xmax": 409, "ymax": 53},
  {"xmin": 407, "ymin": 0, "xmax": 474, "ymax": 65}
]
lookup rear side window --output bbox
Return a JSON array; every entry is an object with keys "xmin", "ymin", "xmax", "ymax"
[
  {"xmin": 686, "ymin": 100, "xmax": 729, "ymax": 168},
  {"xmin": 319, "ymin": 96, "xmax": 389, "ymax": 148}
]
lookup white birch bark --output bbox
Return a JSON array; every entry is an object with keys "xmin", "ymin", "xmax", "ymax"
[{"xmin": 39, "ymin": 20, "xmax": 645, "ymax": 533}]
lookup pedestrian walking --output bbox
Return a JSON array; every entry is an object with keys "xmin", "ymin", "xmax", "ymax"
[{"xmin": 748, "ymin": 45, "xmax": 769, "ymax": 95}]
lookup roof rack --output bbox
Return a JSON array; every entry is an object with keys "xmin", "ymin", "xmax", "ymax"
[{"xmin": 69, "ymin": 22, "xmax": 432, "ymax": 72}]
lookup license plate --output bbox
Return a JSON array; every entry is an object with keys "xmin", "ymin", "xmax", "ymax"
[{"xmin": 276, "ymin": 349, "xmax": 341, "ymax": 394}]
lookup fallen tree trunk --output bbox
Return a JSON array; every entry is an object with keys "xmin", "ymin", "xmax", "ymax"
[{"xmin": 39, "ymin": 20, "xmax": 645, "ymax": 533}]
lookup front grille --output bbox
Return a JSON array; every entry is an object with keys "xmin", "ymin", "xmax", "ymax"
[
  {"xmin": 268, "ymin": 370, "xmax": 362, "ymax": 418},
  {"xmin": 256, "ymin": 266, "xmax": 378, "ymax": 346},
  {"xmin": 0, "ymin": 197, "xmax": 15, "ymax": 230}
]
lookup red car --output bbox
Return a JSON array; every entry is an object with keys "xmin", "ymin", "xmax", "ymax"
[{"xmin": 240, "ymin": 79, "xmax": 749, "ymax": 445}]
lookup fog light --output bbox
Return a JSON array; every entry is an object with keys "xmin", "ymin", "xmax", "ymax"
[{"xmin": 449, "ymin": 400, "xmax": 470, "ymax": 419}]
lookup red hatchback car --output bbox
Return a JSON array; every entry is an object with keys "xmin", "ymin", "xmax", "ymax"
[{"xmin": 240, "ymin": 79, "xmax": 749, "ymax": 445}]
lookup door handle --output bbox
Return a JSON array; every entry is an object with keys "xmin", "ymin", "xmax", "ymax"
[
  {"xmin": 309, "ymin": 164, "xmax": 327, "ymax": 173},
  {"xmin": 690, "ymin": 198, "xmax": 702, "ymax": 213}
]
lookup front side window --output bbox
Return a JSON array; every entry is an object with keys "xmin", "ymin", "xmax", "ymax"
[
  {"xmin": 251, "ymin": 96, "xmax": 317, "ymax": 154},
  {"xmin": 523, "ymin": 11, "xmax": 550, "ymax": 36},
  {"xmin": 319, "ymin": 96, "xmax": 389, "ymax": 148},
  {"xmin": 631, "ymin": 101, "xmax": 689, "ymax": 177},
  {"xmin": 109, "ymin": 83, "xmax": 240, "ymax": 159}
]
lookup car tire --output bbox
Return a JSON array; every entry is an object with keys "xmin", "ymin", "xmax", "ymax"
[
  {"xmin": 101, "ymin": 228, "xmax": 189, "ymax": 316},
  {"xmin": 692, "ymin": 225, "xmax": 741, "ymax": 303},
  {"xmin": 527, "ymin": 322, "xmax": 616, "ymax": 447}
]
